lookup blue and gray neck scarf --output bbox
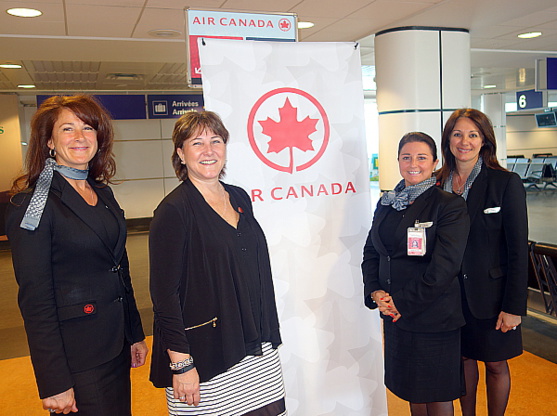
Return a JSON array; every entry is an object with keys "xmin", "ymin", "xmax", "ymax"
[
  {"xmin": 443, "ymin": 156, "xmax": 483, "ymax": 200},
  {"xmin": 20, "ymin": 157, "xmax": 89, "ymax": 231},
  {"xmin": 380, "ymin": 176, "xmax": 437, "ymax": 211}
]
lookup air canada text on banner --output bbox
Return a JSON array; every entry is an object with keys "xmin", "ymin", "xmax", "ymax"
[{"xmin": 251, "ymin": 181, "xmax": 357, "ymax": 202}]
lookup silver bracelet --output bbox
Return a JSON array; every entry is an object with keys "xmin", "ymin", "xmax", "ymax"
[{"xmin": 169, "ymin": 356, "xmax": 194, "ymax": 370}]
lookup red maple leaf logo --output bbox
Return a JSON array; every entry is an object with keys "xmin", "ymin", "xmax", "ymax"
[
  {"xmin": 279, "ymin": 19, "xmax": 291, "ymax": 31},
  {"xmin": 247, "ymin": 87, "xmax": 330, "ymax": 174},
  {"xmin": 259, "ymin": 98, "xmax": 318, "ymax": 155}
]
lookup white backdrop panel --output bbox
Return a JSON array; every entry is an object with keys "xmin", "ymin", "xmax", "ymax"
[{"xmin": 199, "ymin": 39, "xmax": 387, "ymax": 416}]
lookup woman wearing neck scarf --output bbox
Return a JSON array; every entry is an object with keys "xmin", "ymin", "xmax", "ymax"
[
  {"xmin": 362, "ymin": 132, "xmax": 470, "ymax": 416},
  {"xmin": 436, "ymin": 109, "xmax": 528, "ymax": 416},
  {"xmin": 6, "ymin": 95, "xmax": 148, "ymax": 415}
]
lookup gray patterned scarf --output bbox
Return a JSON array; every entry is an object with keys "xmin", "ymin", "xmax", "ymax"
[
  {"xmin": 381, "ymin": 177, "xmax": 437, "ymax": 211},
  {"xmin": 20, "ymin": 158, "xmax": 89, "ymax": 231},
  {"xmin": 443, "ymin": 156, "xmax": 483, "ymax": 200}
]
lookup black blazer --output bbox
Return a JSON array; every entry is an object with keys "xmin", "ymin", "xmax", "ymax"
[
  {"xmin": 6, "ymin": 172, "xmax": 145, "ymax": 399},
  {"xmin": 460, "ymin": 165, "xmax": 528, "ymax": 319},
  {"xmin": 362, "ymin": 186, "xmax": 470, "ymax": 333}
]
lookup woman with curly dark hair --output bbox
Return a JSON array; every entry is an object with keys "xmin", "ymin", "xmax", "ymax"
[{"xmin": 6, "ymin": 95, "xmax": 147, "ymax": 415}]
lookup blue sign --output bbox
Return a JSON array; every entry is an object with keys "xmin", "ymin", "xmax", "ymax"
[
  {"xmin": 516, "ymin": 89, "xmax": 544, "ymax": 110},
  {"xmin": 147, "ymin": 94, "xmax": 204, "ymax": 119},
  {"xmin": 548, "ymin": 57, "xmax": 557, "ymax": 90},
  {"xmin": 37, "ymin": 94, "xmax": 146, "ymax": 120}
]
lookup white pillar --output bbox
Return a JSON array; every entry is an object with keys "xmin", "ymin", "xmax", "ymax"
[
  {"xmin": 481, "ymin": 93, "xmax": 507, "ymax": 166},
  {"xmin": 375, "ymin": 27, "xmax": 471, "ymax": 190}
]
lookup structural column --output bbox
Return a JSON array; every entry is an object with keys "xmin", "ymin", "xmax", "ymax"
[
  {"xmin": 375, "ymin": 26, "xmax": 471, "ymax": 190},
  {"xmin": 481, "ymin": 93, "xmax": 508, "ymax": 166}
]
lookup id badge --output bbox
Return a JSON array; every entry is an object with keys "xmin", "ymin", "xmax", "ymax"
[{"xmin": 407, "ymin": 226, "xmax": 426, "ymax": 256}]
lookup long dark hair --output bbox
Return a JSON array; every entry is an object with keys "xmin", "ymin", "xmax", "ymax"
[
  {"xmin": 436, "ymin": 108, "xmax": 505, "ymax": 185},
  {"xmin": 11, "ymin": 95, "xmax": 116, "ymax": 193},
  {"xmin": 171, "ymin": 111, "xmax": 229, "ymax": 181}
]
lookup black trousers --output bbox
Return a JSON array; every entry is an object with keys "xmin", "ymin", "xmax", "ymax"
[{"xmin": 72, "ymin": 344, "xmax": 131, "ymax": 415}]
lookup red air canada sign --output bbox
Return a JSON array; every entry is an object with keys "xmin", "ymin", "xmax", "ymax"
[
  {"xmin": 246, "ymin": 87, "xmax": 356, "ymax": 202},
  {"xmin": 186, "ymin": 9, "xmax": 297, "ymax": 85}
]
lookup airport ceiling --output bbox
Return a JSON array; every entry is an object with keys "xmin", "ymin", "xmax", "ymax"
[{"xmin": 1, "ymin": 0, "xmax": 557, "ymax": 96}]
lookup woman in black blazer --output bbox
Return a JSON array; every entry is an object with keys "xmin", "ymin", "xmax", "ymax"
[
  {"xmin": 6, "ymin": 95, "xmax": 147, "ymax": 415},
  {"xmin": 437, "ymin": 109, "xmax": 528, "ymax": 416},
  {"xmin": 362, "ymin": 132, "xmax": 469, "ymax": 416}
]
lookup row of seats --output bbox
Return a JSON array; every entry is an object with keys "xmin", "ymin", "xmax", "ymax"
[{"xmin": 507, "ymin": 156, "xmax": 557, "ymax": 190}]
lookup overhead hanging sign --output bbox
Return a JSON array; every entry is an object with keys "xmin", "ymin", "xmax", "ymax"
[
  {"xmin": 37, "ymin": 95, "xmax": 146, "ymax": 120},
  {"xmin": 516, "ymin": 89, "xmax": 546, "ymax": 110},
  {"xmin": 147, "ymin": 94, "xmax": 204, "ymax": 119},
  {"xmin": 535, "ymin": 57, "xmax": 557, "ymax": 90},
  {"xmin": 185, "ymin": 8, "xmax": 297, "ymax": 86},
  {"xmin": 548, "ymin": 57, "xmax": 557, "ymax": 89}
]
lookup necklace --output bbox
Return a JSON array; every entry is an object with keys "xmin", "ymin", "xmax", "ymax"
[{"xmin": 453, "ymin": 173, "xmax": 467, "ymax": 195}]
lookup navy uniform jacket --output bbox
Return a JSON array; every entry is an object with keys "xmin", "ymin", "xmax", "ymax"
[
  {"xmin": 6, "ymin": 172, "xmax": 145, "ymax": 398},
  {"xmin": 362, "ymin": 186, "xmax": 470, "ymax": 333},
  {"xmin": 460, "ymin": 165, "xmax": 528, "ymax": 319}
]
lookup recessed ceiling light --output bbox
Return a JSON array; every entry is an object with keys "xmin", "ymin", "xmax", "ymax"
[
  {"xmin": 518, "ymin": 31, "xmax": 542, "ymax": 39},
  {"xmin": 483, "ymin": 85, "xmax": 497, "ymax": 89},
  {"xmin": 148, "ymin": 29, "xmax": 182, "ymax": 38},
  {"xmin": 298, "ymin": 21, "xmax": 314, "ymax": 29},
  {"xmin": 18, "ymin": 84, "xmax": 36, "ymax": 89},
  {"xmin": 0, "ymin": 64, "xmax": 22, "ymax": 69},
  {"xmin": 6, "ymin": 8, "xmax": 42, "ymax": 18}
]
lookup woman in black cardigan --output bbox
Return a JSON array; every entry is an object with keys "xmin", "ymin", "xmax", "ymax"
[
  {"xmin": 149, "ymin": 111, "xmax": 285, "ymax": 415},
  {"xmin": 362, "ymin": 132, "xmax": 469, "ymax": 416},
  {"xmin": 6, "ymin": 95, "xmax": 147, "ymax": 415},
  {"xmin": 437, "ymin": 109, "xmax": 528, "ymax": 416}
]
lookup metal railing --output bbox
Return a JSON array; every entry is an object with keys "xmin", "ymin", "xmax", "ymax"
[{"xmin": 529, "ymin": 241, "xmax": 557, "ymax": 317}]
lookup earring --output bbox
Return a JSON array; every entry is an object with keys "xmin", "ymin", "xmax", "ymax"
[
  {"xmin": 49, "ymin": 148, "xmax": 56, "ymax": 158},
  {"xmin": 180, "ymin": 159, "xmax": 185, "ymax": 165}
]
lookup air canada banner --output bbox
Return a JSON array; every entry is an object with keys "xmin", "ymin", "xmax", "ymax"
[{"xmin": 199, "ymin": 39, "xmax": 387, "ymax": 415}]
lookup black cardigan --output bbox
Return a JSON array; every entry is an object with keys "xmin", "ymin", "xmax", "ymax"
[{"xmin": 149, "ymin": 179, "xmax": 281, "ymax": 387}]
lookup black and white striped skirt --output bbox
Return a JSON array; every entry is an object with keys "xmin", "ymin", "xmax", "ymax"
[{"xmin": 166, "ymin": 342, "xmax": 286, "ymax": 415}]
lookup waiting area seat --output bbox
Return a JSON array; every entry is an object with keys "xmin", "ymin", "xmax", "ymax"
[{"xmin": 507, "ymin": 156, "xmax": 557, "ymax": 190}]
